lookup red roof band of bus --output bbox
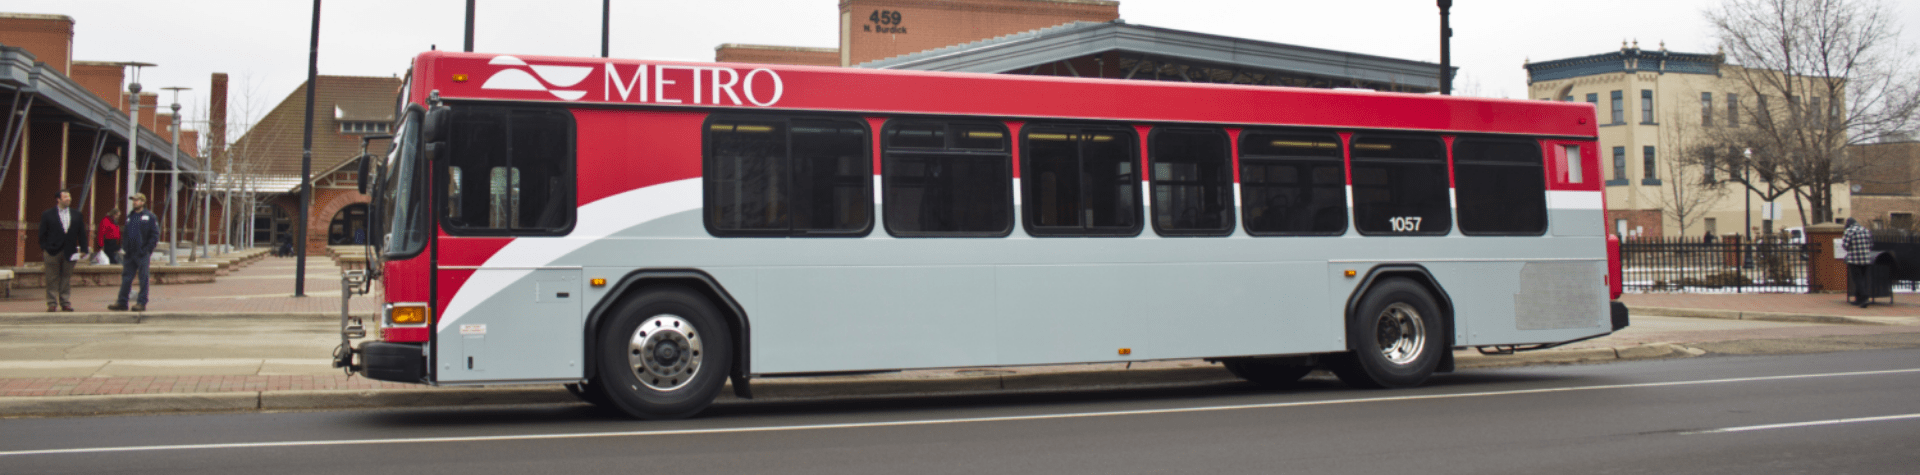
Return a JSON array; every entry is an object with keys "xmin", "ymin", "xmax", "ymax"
[{"xmin": 410, "ymin": 50, "xmax": 1604, "ymax": 205}]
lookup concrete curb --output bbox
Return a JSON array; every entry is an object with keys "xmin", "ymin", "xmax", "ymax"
[
  {"xmin": 0, "ymin": 312, "xmax": 366, "ymax": 324},
  {"xmin": 0, "ymin": 343, "xmax": 1705, "ymax": 417},
  {"xmin": 1632, "ymin": 306, "xmax": 1898, "ymax": 325}
]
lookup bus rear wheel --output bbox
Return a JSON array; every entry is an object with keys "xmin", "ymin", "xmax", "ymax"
[
  {"xmin": 595, "ymin": 286, "xmax": 733, "ymax": 419},
  {"xmin": 1330, "ymin": 278, "xmax": 1442, "ymax": 389}
]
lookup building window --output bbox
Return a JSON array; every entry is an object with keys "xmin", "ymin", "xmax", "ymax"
[
  {"xmin": 1893, "ymin": 213, "xmax": 1914, "ymax": 231},
  {"xmin": 1350, "ymin": 135, "xmax": 1450, "ymax": 236},
  {"xmin": 1454, "ymin": 138, "xmax": 1546, "ymax": 235},
  {"xmin": 1641, "ymin": 90, "xmax": 1654, "ymax": 124},
  {"xmin": 1240, "ymin": 131, "xmax": 1347, "ymax": 236},
  {"xmin": 1149, "ymin": 128, "xmax": 1234, "ymax": 236},
  {"xmin": 1612, "ymin": 146, "xmax": 1627, "ymax": 182},
  {"xmin": 881, "ymin": 120, "xmax": 1012, "ymax": 237},
  {"xmin": 339, "ymin": 121, "xmax": 390, "ymax": 134},
  {"xmin": 1758, "ymin": 95, "xmax": 1772, "ymax": 125},
  {"xmin": 1610, "ymin": 90, "xmax": 1625, "ymax": 124},
  {"xmin": 1022, "ymin": 125, "xmax": 1140, "ymax": 236},
  {"xmin": 1727, "ymin": 93, "xmax": 1740, "ymax": 127},
  {"xmin": 1642, "ymin": 146, "xmax": 1658, "ymax": 182},
  {"xmin": 1563, "ymin": 95, "xmax": 1573, "ymax": 102},
  {"xmin": 705, "ymin": 116, "xmax": 872, "ymax": 236},
  {"xmin": 1701, "ymin": 92, "xmax": 1714, "ymax": 126}
]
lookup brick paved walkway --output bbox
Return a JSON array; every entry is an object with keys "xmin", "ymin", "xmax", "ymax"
[{"xmin": 0, "ymin": 255, "xmax": 381, "ymax": 315}]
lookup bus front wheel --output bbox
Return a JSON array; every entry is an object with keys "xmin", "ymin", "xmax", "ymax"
[
  {"xmin": 1330, "ymin": 278, "xmax": 1442, "ymax": 389},
  {"xmin": 596, "ymin": 286, "xmax": 733, "ymax": 419}
]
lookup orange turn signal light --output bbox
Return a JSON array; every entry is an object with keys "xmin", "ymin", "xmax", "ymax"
[
  {"xmin": 1118, "ymin": 348, "xmax": 1132, "ymax": 356},
  {"xmin": 452, "ymin": 73, "xmax": 470, "ymax": 83},
  {"xmin": 391, "ymin": 306, "xmax": 429, "ymax": 325},
  {"xmin": 591, "ymin": 278, "xmax": 607, "ymax": 287},
  {"xmin": 1344, "ymin": 270, "xmax": 1358, "ymax": 278}
]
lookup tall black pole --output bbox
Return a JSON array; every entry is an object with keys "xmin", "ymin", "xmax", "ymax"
[
  {"xmin": 465, "ymin": 0, "xmax": 476, "ymax": 52},
  {"xmin": 296, "ymin": 0, "xmax": 320, "ymax": 297},
  {"xmin": 1438, "ymin": 0, "xmax": 1452, "ymax": 95},
  {"xmin": 601, "ymin": 0, "xmax": 611, "ymax": 58}
]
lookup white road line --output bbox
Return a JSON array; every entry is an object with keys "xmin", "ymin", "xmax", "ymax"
[
  {"xmin": 1685, "ymin": 413, "xmax": 1920, "ymax": 435},
  {"xmin": 4, "ymin": 367, "xmax": 1918, "ymax": 457}
]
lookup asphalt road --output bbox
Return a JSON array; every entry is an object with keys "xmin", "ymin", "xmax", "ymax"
[{"xmin": 4, "ymin": 349, "xmax": 1919, "ymax": 474}]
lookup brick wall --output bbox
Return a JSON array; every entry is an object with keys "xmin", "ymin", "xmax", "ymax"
[
  {"xmin": 0, "ymin": 14, "xmax": 74, "ymax": 75},
  {"xmin": 714, "ymin": 44, "xmax": 840, "ymax": 66},
  {"xmin": 1607, "ymin": 209, "xmax": 1664, "ymax": 238}
]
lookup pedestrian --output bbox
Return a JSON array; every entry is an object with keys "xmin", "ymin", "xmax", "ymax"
[
  {"xmin": 99, "ymin": 208, "xmax": 123, "ymax": 265},
  {"xmin": 38, "ymin": 190, "xmax": 88, "ymax": 312},
  {"xmin": 1842, "ymin": 217, "xmax": 1875, "ymax": 308},
  {"xmin": 109, "ymin": 193, "xmax": 159, "ymax": 312}
]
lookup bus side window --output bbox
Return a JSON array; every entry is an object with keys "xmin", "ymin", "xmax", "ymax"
[
  {"xmin": 1350, "ymin": 135, "xmax": 1450, "ymax": 235},
  {"xmin": 1021, "ymin": 125, "xmax": 1140, "ymax": 236},
  {"xmin": 1454, "ymin": 138, "xmax": 1547, "ymax": 235},
  {"xmin": 706, "ymin": 116, "xmax": 872, "ymax": 236},
  {"xmin": 1149, "ymin": 128, "xmax": 1233, "ymax": 236},
  {"xmin": 1561, "ymin": 144, "xmax": 1583, "ymax": 183},
  {"xmin": 1239, "ymin": 131, "xmax": 1346, "ymax": 236},
  {"xmin": 441, "ymin": 106, "xmax": 576, "ymax": 235},
  {"xmin": 881, "ymin": 120, "xmax": 1012, "ymax": 237}
]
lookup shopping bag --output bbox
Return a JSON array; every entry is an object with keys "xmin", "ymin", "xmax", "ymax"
[{"xmin": 92, "ymin": 250, "xmax": 109, "ymax": 265}]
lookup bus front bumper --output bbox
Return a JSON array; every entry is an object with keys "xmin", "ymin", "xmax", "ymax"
[{"xmin": 360, "ymin": 342, "xmax": 429, "ymax": 384}]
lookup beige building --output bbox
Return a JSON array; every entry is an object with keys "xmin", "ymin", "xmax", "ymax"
[{"xmin": 1526, "ymin": 43, "xmax": 1850, "ymax": 239}]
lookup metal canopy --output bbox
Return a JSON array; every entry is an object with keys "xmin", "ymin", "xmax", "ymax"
[
  {"xmin": 0, "ymin": 44, "xmax": 206, "ymax": 176},
  {"xmin": 859, "ymin": 21, "xmax": 1449, "ymax": 93}
]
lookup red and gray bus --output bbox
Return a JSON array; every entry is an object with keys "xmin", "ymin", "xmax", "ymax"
[{"xmin": 337, "ymin": 50, "xmax": 1628, "ymax": 419}]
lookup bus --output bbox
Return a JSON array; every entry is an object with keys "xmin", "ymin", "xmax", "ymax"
[{"xmin": 335, "ymin": 50, "xmax": 1630, "ymax": 420}]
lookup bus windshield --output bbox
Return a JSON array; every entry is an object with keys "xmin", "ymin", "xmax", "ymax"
[{"xmin": 382, "ymin": 109, "xmax": 427, "ymax": 258}]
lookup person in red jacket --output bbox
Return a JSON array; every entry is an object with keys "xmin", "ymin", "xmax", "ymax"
[{"xmin": 99, "ymin": 208, "xmax": 123, "ymax": 265}]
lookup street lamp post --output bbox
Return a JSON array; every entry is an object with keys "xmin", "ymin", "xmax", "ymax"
[{"xmin": 162, "ymin": 87, "xmax": 189, "ymax": 266}]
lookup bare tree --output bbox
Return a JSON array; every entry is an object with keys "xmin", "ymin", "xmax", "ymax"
[
  {"xmin": 1654, "ymin": 118, "xmax": 1729, "ymax": 237},
  {"xmin": 1704, "ymin": 0, "xmax": 1920, "ymax": 226}
]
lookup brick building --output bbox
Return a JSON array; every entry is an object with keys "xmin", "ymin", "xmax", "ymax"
[
  {"xmin": 0, "ymin": 13, "xmax": 209, "ymax": 268},
  {"xmin": 222, "ymin": 75, "xmax": 398, "ymax": 254},
  {"xmin": 1849, "ymin": 141, "xmax": 1919, "ymax": 235}
]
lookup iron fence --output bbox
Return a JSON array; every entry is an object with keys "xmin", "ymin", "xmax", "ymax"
[{"xmin": 1620, "ymin": 236, "xmax": 1809, "ymax": 293}]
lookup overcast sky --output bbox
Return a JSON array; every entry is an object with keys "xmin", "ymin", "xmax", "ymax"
[{"xmin": 11, "ymin": 0, "xmax": 1920, "ymax": 145}]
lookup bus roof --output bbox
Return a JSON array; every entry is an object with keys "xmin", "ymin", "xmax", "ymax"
[{"xmin": 412, "ymin": 50, "xmax": 1598, "ymax": 138}]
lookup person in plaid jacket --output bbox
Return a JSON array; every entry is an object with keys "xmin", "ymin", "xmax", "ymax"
[{"xmin": 1843, "ymin": 218, "xmax": 1874, "ymax": 307}]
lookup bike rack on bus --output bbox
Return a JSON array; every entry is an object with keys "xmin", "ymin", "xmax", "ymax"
[{"xmin": 332, "ymin": 270, "xmax": 373, "ymax": 375}]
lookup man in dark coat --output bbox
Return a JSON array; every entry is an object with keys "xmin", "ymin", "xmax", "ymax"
[
  {"xmin": 39, "ymin": 190, "xmax": 87, "ymax": 312},
  {"xmin": 1843, "ymin": 217, "xmax": 1875, "ymax": 308},
  {"xmin": 109, "ymin": 193, "xmax": 160, "ymax": 312}
]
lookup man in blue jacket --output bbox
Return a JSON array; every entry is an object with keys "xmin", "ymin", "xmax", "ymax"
[{"xmin": 109, "ymin": 193, "xmax": 159, "ymax": 312}]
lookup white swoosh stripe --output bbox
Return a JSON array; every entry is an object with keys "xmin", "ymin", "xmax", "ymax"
[{"xmin": 438, "ymin": 179, "xmax": 702, "ymax": 331}]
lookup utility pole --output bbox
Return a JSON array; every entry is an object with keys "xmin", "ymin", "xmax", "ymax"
[
  {"xmin": 296, "ymin": 0, "xmax": 321, "ymax": 297},
  {"xmin": 1437, "ymin": 0, "xmax": 1452, "ymax": 95},
  {"xmin": 602, "ymin": 0, "xmax": 611, "ymax": 58},
  {"xmin": 465, "ymin": 0, "xmax": 476, "ymax": 52}
]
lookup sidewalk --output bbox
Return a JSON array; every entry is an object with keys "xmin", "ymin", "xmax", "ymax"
[{"xmin": 1, "ymin": 267, "xmax": 1917, "ymax": 416}]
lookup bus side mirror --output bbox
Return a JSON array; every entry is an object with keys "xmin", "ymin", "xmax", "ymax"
[
  {"xmin": 356, "ymin": 154, "xmax": 373, "ymax": 194},
  {"xmin": 423, "ymin": 106, "xmax": 452, "ymax": 143}
]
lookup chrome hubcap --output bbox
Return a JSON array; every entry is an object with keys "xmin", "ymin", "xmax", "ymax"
[
  {"xmin": 1375, "ymin": 302, "xmax": 1426, "ymax": 365},
  {"xmin": 628, "ymin": 314, "xmax": 703, "ymax": 391}
]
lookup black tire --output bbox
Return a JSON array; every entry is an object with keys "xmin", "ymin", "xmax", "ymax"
[
  {"xmin": 1329, "ymin": 278, "xmax": 1444, "ymax": 389},
  {"xmin": 1222, "ymin": 358, "xmax": 1315, "ymax": 387},
  {"xmin": 595, "ymin": 286, "xmax": 734, "ymax": 419}
]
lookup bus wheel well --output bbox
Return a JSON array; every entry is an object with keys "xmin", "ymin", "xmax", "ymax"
[
  {"xmin": 1344, "ymin": 266, "xmax": 1455, "ymax": 373},
  {"xmin": 585, "ymin": 270, "xmax": 752, "ymax": 398}
]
